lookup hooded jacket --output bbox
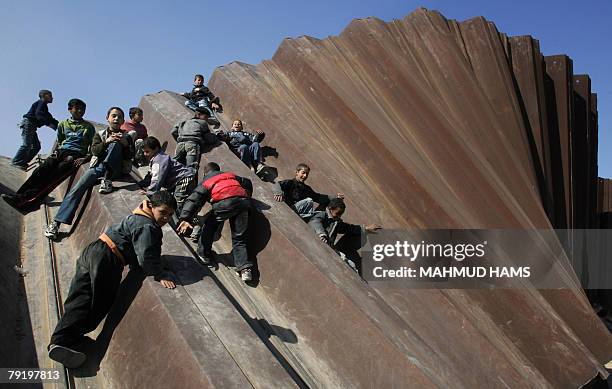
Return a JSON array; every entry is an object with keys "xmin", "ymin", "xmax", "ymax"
[
  {"xmin": 273, "ymin": 178, "xmax": 333, "ymax": 206},
  {"xmin": 99, "ymin": 200, "xmax": 164, "ymax": 277},
  {"xmin": 171, "ymin": 118, "xmax": 215, "ymax": 146}
]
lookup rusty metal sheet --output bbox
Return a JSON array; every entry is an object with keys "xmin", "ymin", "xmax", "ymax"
[{"xmin": 197, "ymin": 8, "xmax": 612, "ymax": 387}]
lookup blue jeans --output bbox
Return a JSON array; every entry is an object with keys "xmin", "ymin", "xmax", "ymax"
[
  {"xmin": 12, "ymin": 119, "xmax": 40, "ymax": 167},
  {"xmin": 291, "ymin": 197, "xmax": 314, "ymax": 219},
  {"xmin": 185, "ymin": 99, "xmax": 213, "ymax": 115},
  {"xmin": 236, "ymin": 142, "xmax": 262, "ymax": 168},
  {"xmin": 54, "ymin": 143, "xmax": 124, "ymax": 225}
]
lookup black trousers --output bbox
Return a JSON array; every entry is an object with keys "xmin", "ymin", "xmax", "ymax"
[
  {"xmin": 50, "ymin": 240, "xmax": 123, "ymax": 347},
  {"xmin": 17, "ymin": 149, "xmax": 82, "ymax": 205},
  {"xmin": 199, "ymin": 197, "xmax": 252, "ymax": 271}
]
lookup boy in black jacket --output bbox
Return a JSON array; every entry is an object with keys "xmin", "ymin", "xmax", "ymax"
[
  {"xmin": 12, "ymin": 90, "xmax": 59, "ymax": 170},
  {"xmin": 182, "ymin": 74, "xmax": 221, "ymax": 127},
  {"xmin": 274, "ymin": 163, "xmax": 344, "ymax": 220},
  {"xmin": 47, "ymin": 191, "xmax": 177, "ymax": 368},
  {"xmin": 177, "ymin": 162, "xmax": 254, "ymax": 282}
]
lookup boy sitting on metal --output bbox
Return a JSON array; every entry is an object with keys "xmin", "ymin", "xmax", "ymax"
[
  {"xmin": 217, "ymin": 119, "xmax": 266, "ymax": 173},
  {"xmin": 182, "ymin": 73, "xmax": 221, "ymax": 128},
  {"xmin": 273, "ymin": 163, "xmax": 344, "ymax": 220}
]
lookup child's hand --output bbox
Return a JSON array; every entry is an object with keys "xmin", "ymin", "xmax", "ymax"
[
  {"xmin": 364, "ymin": 224, "xmax": 382, "ymax": 233},
  {"xmin": 177, "ymin": 220, "xmax": 193, "ymax": 235},
  {"xmin": 138, "ymin": 189, "xmax": 147, "ymax": 195},
  {"xmin": 211, "ymin": 103, "xmax": 219, "ymax": 110},
  {"xmin": 274, "ymin": 194, "xmax": 284, "ymax": 202},
  {"xmin": 160, "ymin": 279, "xmax": 176, "ymax": 289},
  {"xmin": 319, "ymin": 234, "xmax": 329, "ymax": 244},
  {"xmin": 73, "ymin": 158, "xmax": 87, "ymax": 167},
  {"xmin": 337, "ymin": 193, "xmax": 345, "ymax": 199}
]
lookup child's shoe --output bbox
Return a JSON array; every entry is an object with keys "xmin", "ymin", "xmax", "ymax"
[
  {"xmin": 190, "ymin": 225, "xmax": 201, "ymax": 242},
  {"xmin": 255, "ymin": 162, "xmax": 267, "ymax": 174},
  {"xmin": 44, "ymin": 221, "xmax": 60, "ymax": 240},
  {"xmin": 48, "ymin": 344, "xmax": 86, "ymax": 368},
  {"xmin": 99, "ymin": 179, "xmax": 113, "ymax": 194},
  {"xmin": 240, "ymin": 268, "xmax": 253, "ymax": 282}
]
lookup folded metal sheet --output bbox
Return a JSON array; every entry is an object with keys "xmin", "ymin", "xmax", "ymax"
[{"xmin": 179, "ymin": 7, "xmax": 612, "ymax": 387}]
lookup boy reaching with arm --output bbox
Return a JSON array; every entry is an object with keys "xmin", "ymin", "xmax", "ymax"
[
  {"xmin": 12, "ymin": 89, "xmax": 59, "ymax": 170},
  {"xmin": 177, "ymin": 162, "xmax": 255, "ymax": 282},
  {"xmin": 47, "ymin": 191, "xmax": 177, "ymax": 369}
]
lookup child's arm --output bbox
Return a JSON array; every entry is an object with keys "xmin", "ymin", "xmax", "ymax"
[
  {"xmin": 90, "ymin": 132, "xmax": 106, "ymax": 156},
  {"xmin": 35, "ymin": 101, "xmax": 58, "ymax": 129},
  {"xmin": 132, "ymin": 224, "xmax": 176, "ymax": 288},
  {"xmin": 55, "ymin": 121, "xmax": 65, "ymax": 151},
  {"xmin": 235, "ymin": 176, "xmax": 253, "ymax": 197},
  {"xmin": 178, "ymin": 185, "xmax": 211, "ymax": 222},
  {"xmin": 273, "ymin": 179, "xmax": 290, "ymax": 201},
  {"xmin": 308, "ymin": 212, "xmax": 331, "ymax": 244},
  {"xmin": 147, "ymin": 158, "xmax": 169, "ymax": 196},
  {"xmin": 171, "ymin": 122, "xmax": 180, "ymax": 142}
]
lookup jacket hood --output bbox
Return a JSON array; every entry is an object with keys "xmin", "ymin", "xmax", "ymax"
[{"xmin": 133, "ymin": 200, "xmax": 155, "ymax": 220}]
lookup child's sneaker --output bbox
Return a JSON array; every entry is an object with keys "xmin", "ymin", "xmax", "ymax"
[
  {"xmin": 240, "ymin": 268, "xmax": 253, "ymax": 282},
  {"xmin": 48, "ymin": 344, "xmax": 86, "ymax": 368},
  {"xmin": 255, "ymin": 162, "xmax": 267, "ymax": 174},
  {"xmin": 44, "ymin": 221, "xmax": 60, "ymax": 240},
  {"xmin": 99, "ymin": 179, "xmax": 113, "ymax": 194}
]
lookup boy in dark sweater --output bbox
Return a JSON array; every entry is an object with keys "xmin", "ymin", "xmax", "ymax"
[
  {"xmin": 177, "ymin": 162, "xmax": 254, "ymax": 282},
  {"xmin": 273, "ymin": 163, "xmax": 344, "ymax": 220},
  {"xmin": 141, "ymin": 136, "xmax": 196, "ymax": 213},
  {"xmin": 47, "ymin": 191, "xmax": 177, "ymax": 368},
  {"xmin": 2, "ymin": 98, "xmax": 95, "ymax": 213},
  {"xmin": 182, "ymin": 74, "xmax": 221, "ymax": 128},
  {"xmin": 12, "ymin": 90, "xmax": 59, "ymax": 170},
  {"xmin": 171, "ymin": 107, "xmax": 216, "ymax": 173},
  {"xmin": 44, "ymin": 107, "xmax": 135, "ymax": 240},
  {"xmin": 309, "ymin": 198, "xmax": 381, "ymax": 273},
  {"xmin": 217, "ymin": 119, "xmax": 266, "ymax": 173}
]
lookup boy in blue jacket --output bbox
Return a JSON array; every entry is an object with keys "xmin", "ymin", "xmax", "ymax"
[
  {"xmin": 12, "ymin": 89, "xmax": 59, "ymax": 170},
  {"xmin": 217, "ymin": 119, "xmax": 266, "ymax": 173},
  {"xmin": 48, "ymin": 191, "xmax": 177, "ymax": 369},
  {"xmin": 2, "ymin": 98, "xmax": 95, "ymax": 213}
]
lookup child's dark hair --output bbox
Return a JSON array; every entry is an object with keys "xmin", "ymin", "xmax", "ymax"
[
  {"xmin": 150, "ymin": 190, "xmax": 177, "ymax": 210},
  {"xmin": 194, "ymin": 74, "xmax": 204, "ymax": 81},
  {"xmin": 203, "ymin": 162, "xmax": 220, "ymax": 174},
  {"xmin": 328, "ymin": 198, "xmax": 346, "ymax": 211},
  {"xmin": 129, "ymin": 107, "xmax": 143, "ymax": 119},
  {"xmin": 143, "ymin": 136, "xmax": 161, "ymax": 150},
  {"xmin": 68, "ymin": 98, "xmax": 86, "ymax": 109},
  {"xmin": 106, "ymin": 106, "xmax": 124, "ymax": 118},
  {"xmin": 39, "ymin": 89, "xmax": 52, "ymax": 98},
  {"xmin": 296, "ymin": 163, "xmax": 310, "ymax": 171}
]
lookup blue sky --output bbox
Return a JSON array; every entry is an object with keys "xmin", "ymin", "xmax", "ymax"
[{"xmin": 1, "ymin": 0, "xmax": 609, "ymax": 177}]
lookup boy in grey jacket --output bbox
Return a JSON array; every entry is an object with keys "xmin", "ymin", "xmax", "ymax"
[
  {"xmin": 309, "ymin": 198, "xmax": 381, "ymax": 273},
  {"xmin": 171, "ymin": 107, "xmax": 216, "ymax": 173},
  {"xmin": 48, "ymin": 191, "xmax": 177, "ymax": 369}
]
